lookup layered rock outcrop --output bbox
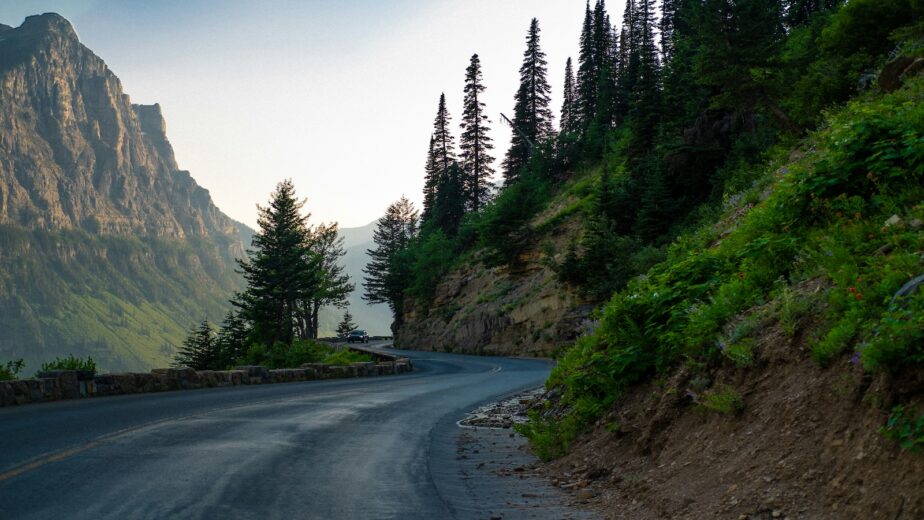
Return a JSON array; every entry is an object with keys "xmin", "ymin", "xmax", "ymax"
[
  {"xmin": 0, "ymin": 13, "xmax": 245, "ymax": 254},
  {"xmin": 397, "ymin": 206, "xmax": 592, "ymax": 357},
  {"xmin": 0, "ymin": 13, "xmax": 249, "ymax": 370}
]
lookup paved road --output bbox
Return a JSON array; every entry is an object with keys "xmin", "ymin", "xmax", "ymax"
[{"xmin": 0, "ymin": 345, "xmax": 560, "ymax": 519}]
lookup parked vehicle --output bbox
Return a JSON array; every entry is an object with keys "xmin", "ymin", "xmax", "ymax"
[{"xmin": 347, "ymin": 330, "xmax": 369, "ymax": 344}]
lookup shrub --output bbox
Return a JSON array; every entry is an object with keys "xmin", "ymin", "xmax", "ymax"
[
  {"xmin": 40, "ymin": 355, "xmax": 97, "ymax": 374},
  {"xmin": 880, "ymin": 405, "xmax": 924, "ymax": 451},
  {"xmin": 862, "ymin": 289, "xmax": 924, "ymax": 371},
  {"xmin": 0, "ymin": 359, "xmax": 25, "ymax": 380},
  {"xmin": 722, "ymin": 339, "xmax": 755, "ymax": 368},
  {"xmin": 699, "ymin": 386, "xmax": 745, "ymax": 414},
  {"xmin": 322, "ymin": 349, "xmax": 373, "ymax": 366}
]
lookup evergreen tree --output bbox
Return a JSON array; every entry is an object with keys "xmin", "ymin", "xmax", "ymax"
[
  {"xmin": 560, "ymin": 57, "xmax": 579, "ymax": 134},
  {"xmin": 173, "ymin": 320, "xmax": 218, "ymax": 370},
  {"xmin": 784, "ymin": 0, "xmax": 841, "ymax": 28},
  {"xmin": 691, "ymin": 0, "xmax": 785, "ymax": 117},
  {"xmin": 216, "ymin": 309, "xmax": 249, "ymax": 369},
  {"xmin": 363, "ymin": 197, "xmax": 418, "ymax": 333},
  {"xmin": 336, "ymin": 309, "xmax": 356, "ymax": 338},
  {"xmin": 423, "ymin": 94, "xmax": 458, "ymax": 224},
  {"xmin": 587, "ymin": 1, "xmax": 619, "ymax": 155},
  {"xmin": 459, "ymin": 54, "xmax": 496, "ymax": 212},
  {"xmin": 576, "ymin": 2, "xmax": 597, "ymax": 129},
  {"xmin": 615, "ymin": 0, "xmax": 638, "ymax": 123},
  {"xmin": 502, "ymin": 18, "xmax": 554, "ymax": 185},
  {"xmin": 305, "ymin": 223, "xmax": 354, "ymax": 339},
  {"xmin": 421, "ymin": 136, "xmax": 439, "ymax": 222},
  {"xmin": 660, "ymin": 0, "xmax": 676, "ymax": 61},
  {"xmin": 431, "ymin": 162, "xmax": 466, "ymax": 236},
  {"xmin": 628, "ymin": 0, "xmax": 662, "ymax": 151},
  {"xmin": 236, "ymin": 180, "xmax": 316, "ymax": 346},
  {"xmin": 433, "ymin": 93, "xmax": 456, "ymax": 177}
]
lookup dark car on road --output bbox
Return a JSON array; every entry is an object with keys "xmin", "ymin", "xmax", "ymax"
[{"xmin": 347, "ymin": 330, "xmax": 369, "ymax": 343}]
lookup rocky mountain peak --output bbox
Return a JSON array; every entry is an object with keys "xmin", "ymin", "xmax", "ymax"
[
  {"xmin": 19, "ymin": 12, "xmax": 78, "ymax": 40},
  {"xmin": 0, "ymin": 13, "xmax": 248, "ymax": 252}
]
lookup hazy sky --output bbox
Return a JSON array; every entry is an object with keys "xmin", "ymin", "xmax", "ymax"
[{"xmin": 1, "ymin": 1, "xmax": 593, "ymax": 229}]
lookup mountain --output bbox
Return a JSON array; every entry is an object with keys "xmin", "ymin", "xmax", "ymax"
[{"xmin": 0, "ymin": 13, "xmax": 250, "ymax": 371}]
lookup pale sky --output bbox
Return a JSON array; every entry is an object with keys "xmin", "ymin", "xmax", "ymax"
[{"xmin": 1, "ymin": 1, "xmax": 595, "ymax": 229}]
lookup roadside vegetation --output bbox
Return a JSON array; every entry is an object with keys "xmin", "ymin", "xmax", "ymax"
[{"xmin": 357, "ymin": 0, "xmax": 924, "ymax": 458}]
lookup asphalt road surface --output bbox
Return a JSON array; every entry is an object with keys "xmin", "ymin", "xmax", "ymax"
[{"xmin": 0, "ymin": 344, "xmax": 573, "ymax": 519}]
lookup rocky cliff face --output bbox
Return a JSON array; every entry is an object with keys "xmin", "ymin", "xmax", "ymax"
[
  {"xmin": 397, "ymin": 204, "xmax": 592, "ymax": 357},
  {"xmin": 0, "ymin": 13, "xmax": 248, "ymax": 370},
  {"xmin": 0, "ymin": 13, "xmax": 244, "ymax": 254}
]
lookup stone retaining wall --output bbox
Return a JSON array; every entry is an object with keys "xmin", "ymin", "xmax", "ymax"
[{"xmin": 0, "ymin": 354, "xmax": 412, "ymax": 407}]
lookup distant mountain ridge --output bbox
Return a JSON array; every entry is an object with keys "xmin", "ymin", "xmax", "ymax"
[{"xmin": 0, "ymin": 13, "xmax": 250, "ymax": 370}]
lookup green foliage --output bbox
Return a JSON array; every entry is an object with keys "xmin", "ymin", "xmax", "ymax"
[
  {"xmin": 862, "ymin": 289, "xmax": 924, "ymax": 371},
  {"xmin": 336, "ymin": 309, "xmax": 356, "ymax": 338},
  {"xmin": 0, "ymin": 359, "xmax": 25, "ymax": 381},
  {"xmin": 478, "ymin": 169, "xmax": 553, "ymax": 266},
  {"xmin": 527, "ymin": 76, "xmax": 924, "ymax": 457},
  {"xmin": 237, "ymin": 340, "xmax": 368, "ymax": 369},
  {"xmin": 722, "ymin": 339, "xmax": 755, "ymax": 368},
  {"xmin": 322, "ymin": 349, "xmax": 373, "ymax": 366},
  {"xmin": 778, "ymin": 287, "xmax": 811, "ymax": 337},
  {"xmin": 173, "ymin": 320, "xmax": 220, "ymax": 370},
  {"xmin": 40, "ymin": 355, "xmax": 97, "ymax": 374},
  {"xmin": 0, "ymin": 225, "xmax": 242, "ymax": 371},
  {"xmin": 406, "ymin": 229, "xmax": 459, "ymax": 302},
  {"xmin": 811, "ymin": 319, "xmax": 856, "ymax": 365},
  {"xmin": 363, "ymin": 196, "xmax": 419, "ymax": 321},
  {"xmin": 699, "ymin": 386, "xmax": 746, "ymax": 414},
  {"xmin": 880, "ymin": 405, "xmax": 924, "ymax": 451}
]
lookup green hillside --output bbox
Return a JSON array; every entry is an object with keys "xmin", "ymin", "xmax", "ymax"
[{"xmin": 0, "ymin": 226, "xmax": 242, "ymax": 371}]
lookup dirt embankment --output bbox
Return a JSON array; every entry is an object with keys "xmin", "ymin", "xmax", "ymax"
[
  {"xmin": 397, "ymin": 204, "xmax": 593, "ymax": 357},
  {"xmin": 536, "ymin": 316, "xmax": 924, "ymax": 519}
]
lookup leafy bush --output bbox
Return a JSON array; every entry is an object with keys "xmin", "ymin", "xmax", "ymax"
[
  {"xmin": 699, "ymin": 386, "xmax": 745, "ymax": 414},
  {"xmin": 322, "ymin": 349, "xmax": 373, "ymax": 366},
  {"xmin": 862, "ymin": 289, "xmax": 924, "ymax": 370},
  {"xmin": 0, "ymin": 359, "xmax": 24, "ymax": 380},
  {"xmin": 40, "ymin": 355, "xmax": 97, "ymax": 374},
  {"xmin": 722, "ymin": 339, "xmax": 755, "ymax": 368},
  {"xmin": 880, "ymin": 405, "xmax": 924, "ymax": 451},
  {"xmin": 237, "ymin": 340, "xmax": 373, "ymax": 368}
]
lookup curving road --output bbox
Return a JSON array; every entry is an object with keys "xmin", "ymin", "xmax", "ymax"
[{"xmin": 0, "ymin": 344, "xmax": 571, "ymax": 519}]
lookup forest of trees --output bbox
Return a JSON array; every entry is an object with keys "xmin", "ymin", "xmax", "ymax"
[
  {"xmin": 363, "ymin": 0, "xmax": 923, "ymax": 328},
  {"xmin": 175, "ymin": 180, "xmax": 354, "ymax": 370}
]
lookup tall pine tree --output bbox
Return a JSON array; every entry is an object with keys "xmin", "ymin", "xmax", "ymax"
[
  {"xmin": 459, "ymin": 54, "xmax": 495, "ymax": 212},
  {"xmin": 628, "ymin": 0, "xmax": 662, "ymax": 151},
  {"xmin": 560, "ymin": 57, "xmax": 579, "ymax": 134},
  {"xmin": 502, "ymin": 18, "xmax": 554, "ymax": 185},
  {"xmin": 421, "ymin": 136, "xmax": 439, "ymax": 222},
  {"xmin": 433, "ymin": 93, "xmax": 456, "ymax": 177},
  {"xmin": 236, "ymin": 180, "xmax": 316, "ymax": 347},
  {"xmin": 305, "ymin": 223, "xmax": 353, "ymax": 339},
  {"xmin": 576, "ymin": 2, "xmax": 597, "ymax": 130},
  {"xmin": 363, "ymin": 197, "xmax": 418, "ymax": 334}
]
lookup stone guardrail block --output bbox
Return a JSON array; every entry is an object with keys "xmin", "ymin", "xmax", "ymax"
[{"xmin": 1, "ymin": 348, "xmax": 412, "ymax": 407}]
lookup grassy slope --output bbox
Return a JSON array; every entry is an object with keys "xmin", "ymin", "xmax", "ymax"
[
  {"xmin": 524, "ymin": 76, "xmax": 924, "ymax": 456},
  {"xmin": 0, "ymin": 226, "xmax": 241, "ymax": 372}
]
